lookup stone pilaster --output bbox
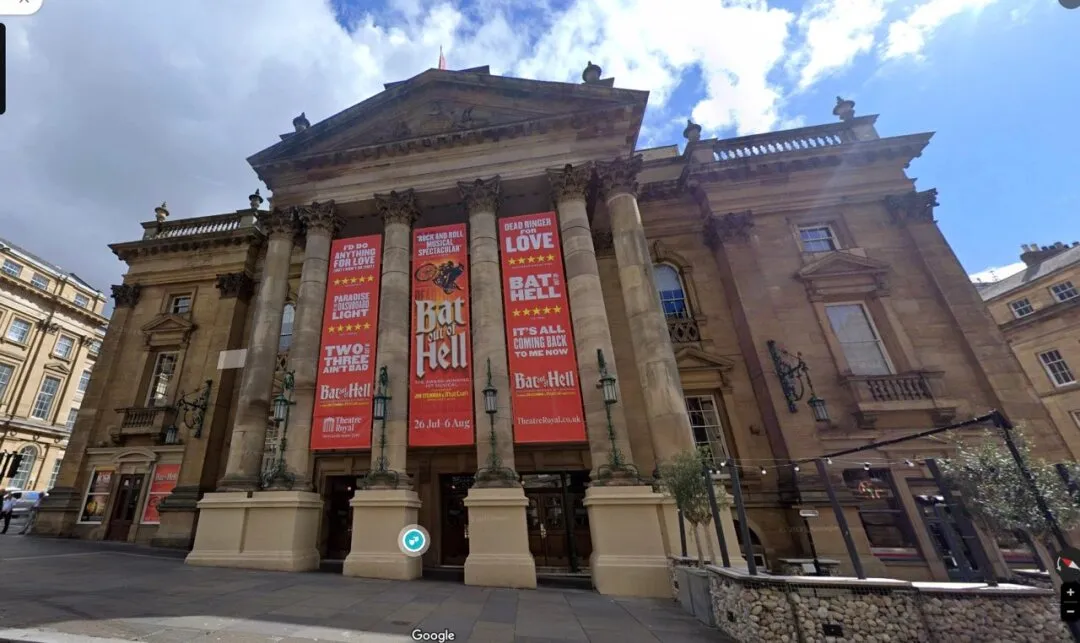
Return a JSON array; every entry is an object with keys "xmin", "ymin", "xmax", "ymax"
[
  {"xmin": 370, "ymin": 189, "xmax": 420, "ymax": 484},
  {"xmin": 218, "ymin": 208, "xmax": 298, "ymax": 491},
  {"xmin": 597, "ymin": 155, "xmax": 695, "ymax": 467},
  {"xmin": 547, "ymin": 163, "xmax": 635, "ymax": 480},
  {"xmin": 277, "ymin": 201, "xmax": 342, "ymax": 490}
]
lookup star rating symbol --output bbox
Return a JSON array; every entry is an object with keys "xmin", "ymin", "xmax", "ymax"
[
  {"xmin": 542, "ymin": 306, "xmax": 552, "ymax": 314},
  {"xmin": 532, "ymin": 307, "xmax": 541, "ymax": 315},
  {"xmin": 362, "ymin": 322, "xmax": 371, "ymax": 330},
  {"xmin": 512, "ymin": 309, "xmax": 522, "ymax": 317},
  {"xmin": 546, "ymin": 254, "xmax": 556, "ymax": 262},
  {"xmin": 526, "ymin": 256, "xmax": 536, "ymax": 264},
  {"xmin": 553, "ymin": 305, "xmax": 562, "ymax": 314}
]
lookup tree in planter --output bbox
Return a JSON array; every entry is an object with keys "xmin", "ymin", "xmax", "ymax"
[
  {"xmin": 939, "ymin": 427, "xmax": 1080, "ymax": 569},
  {"xmin": 659, "ymin": 449, "xmax": 716, "ymax": 567}
]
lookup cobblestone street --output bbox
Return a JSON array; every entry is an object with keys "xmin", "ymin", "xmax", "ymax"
[{"xmin": 0, "ymin": 537, "xmax": 727, "ymax": 643}]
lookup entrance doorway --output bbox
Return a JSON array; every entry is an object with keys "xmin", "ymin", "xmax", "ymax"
[
  {"xmin": 105, "ymin": 473, "xmax": 145, "ymax": 541},
  {"xmin": 322, "ymin": 475, "xmax": 361, "ymax": 560},
  {"xmin": 440, "ymin": 475, "xmax": 472, "ymax": 565},
  {"xmin": 523, "ymin": 472, "xmax": 591, "ymax": 572}
]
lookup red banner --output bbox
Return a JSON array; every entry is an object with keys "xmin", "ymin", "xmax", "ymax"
[
  {"xmin": 141, "ymin": 463, "xmax": 180, "ymax": 524},
  {"xmin": 409, "ymin": 224, "xmax": 474, "ymax": 446},
  {"xmin": 499, "ymin": 212, "xmax": 587, "ymax": 443},
  {"xmin": 310, "ymin": 235, "xmax": 383, "ymax": 451}
]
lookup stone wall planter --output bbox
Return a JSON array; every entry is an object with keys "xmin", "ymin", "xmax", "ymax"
[{"xmin": 675, "ymin": 567, "xmax": 715, "ymax": 626}]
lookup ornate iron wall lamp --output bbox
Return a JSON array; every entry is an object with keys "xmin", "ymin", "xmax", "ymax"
[
  {"xmin": 475, "ymin": 359, "xmax": 519, "ymax": 487},
  {"xmin": 363, "ymin": 366, "xmax": 400, "ymax": 488},
  {"xmin": 173, "ymin": 379, "xmax": 213, "ymax": 438},
  {"xmin": 767, "ymin": 340, "xmax": 829, "ymax": 422},
  {"xmin": 594, "ymin": 349, "xmax": 642, "ymax": 484},
  {"xmin": 260, "ymin": 371, "xmax": 296, "ymax": 489}
]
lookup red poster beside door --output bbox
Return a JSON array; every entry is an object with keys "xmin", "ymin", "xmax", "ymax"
[{"xmin": 499, "ymin": 212, "xmax": 587, "ymax": 443}]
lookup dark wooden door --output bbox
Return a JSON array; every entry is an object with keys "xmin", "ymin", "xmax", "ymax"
[
  {"xmin": 441, "ymin": 475, "xmax": 472, "ymax": 565},
  {"xmin": 105, "ymin": 474, "xmax": 144, "ymax": 541},
  {"xmin": 323, "ymin": 475, "xmax": 358, "ymax": 560},
  {"xmin": 526, "ymin": 490, "xmax": 570, "ymax": 568}
]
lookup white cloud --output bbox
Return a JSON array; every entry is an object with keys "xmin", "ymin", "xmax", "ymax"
[
  {"xmin": 790, "ymin": 0, "xmax": 891, "ymax": 90},
  {"xmin": 881, "ymin": 0, "xmax": 999, "ymax": 60},
  {"xmin": 969, "ymin": 262, "xmax": 1026, "ymax": 284}
]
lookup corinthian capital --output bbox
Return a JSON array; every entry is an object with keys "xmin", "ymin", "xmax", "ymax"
[
  {"xmin": 458, "ymin": 176, "xmax": 501, "ymax": 214},
  {"xmin": 596, "ymin": 155, "xmax": 643, "ymax": 201},
  {"xmin": 295, "ymin": 200, "xmax": 342, "ymax": 236},
  {"xmin": 257, "ymin": 207, "xmax": 298, "ymax": 238},
  {"xmin": 374, "ymin": 189, "xmax": 420, "ymax": 227},
  {"xmin": 547, "ymin": 163, "xmax": 593, "ymax": 203},
  {"xmin": 110, "ymin": 283, "xmax": 142, "ymax": 308}
]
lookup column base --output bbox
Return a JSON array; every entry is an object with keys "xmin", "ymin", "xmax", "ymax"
[
  {"xmin": 342, "ymin": 489, "xmax": 422, "ymax": 581},
  {"xmin": 584, "ymin": 485, "xmax": 672, "ymax": 598},
  {"xmin": 185, "ymin": 491, "xmax": 322, "ymax": 572},
  {"xmin": 31, "ymin": 486, "xmax": 82, "ymax": 537},
  {"xmin": 464, "ymin": 486, "xmax": 536, "ymax": 589},
  {"xmin": 215, "ymin": 473, "xmax": 261, "ymax": 493}
]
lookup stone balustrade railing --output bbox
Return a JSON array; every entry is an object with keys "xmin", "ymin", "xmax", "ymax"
[
  {"xmin": 713, "ymin": 122, "xmax": 856, "ymax": 162},
  {"xmin": 667, "ymin": 317, "xmax": 701, "ymax": 344},
  {"xmin": 141, "ymin": 211, "xmax": 255, "ymax": 240},
  {"xmin": 842, "ymin": 370, "xmax": 946, "ymax": 404}
]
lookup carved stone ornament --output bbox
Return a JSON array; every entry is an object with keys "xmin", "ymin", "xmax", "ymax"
[
  {"xmin": 257, "ymin": 207, "xmax": 298, "ymax": 238},
  {"xmin": 547, "ymin": 163, "xmax": 593, "ymax": 203},
  {"xmin": 596, "ymin": 155, "xmax": 643, "ymax": 201},
  {"xmin": 592, "ymin": 230, "xmax": 614, "ymax": 255},
  {"xmin": 215, "ymin": 272, "xmax": 255, "ymax": 300},
  {"xmin": 374, "ymin": 189, "xmax": 421, "ymax": 227},
  {"xmin": 703, "ymin": 211, "xmax": 754, "ymax": 248},
  {"xmin": 458, "ymin": 176, "xmax": 501, "ymax": 214},
  {"xmin": 295, "ymin": 200, "xmax": 342, "ymax": 236},
  {"xmin": 110, "ymin": 283, "xmax": 142, "ymax": 308},
  {"xmin": 884, "ymin": 188, "xmax": 938, "ymax": 225}
]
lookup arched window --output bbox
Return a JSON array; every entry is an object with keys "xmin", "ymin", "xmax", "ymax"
[
  {"xmin": 654, "ymin": 264, "xmax": 689, "ymax": 319},
  {"xmin": 279, "ymin": 303, "xmax": 295, "ymax": 352},
  {"xmin": 10, "ymin": 445, "xmax": 38, "ymax": 489}
]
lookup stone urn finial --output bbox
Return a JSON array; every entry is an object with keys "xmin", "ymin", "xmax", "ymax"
[
  {"xmin": 683, "ymin": 119, "xmax": 702, "ymax": 143},
  {"xmin": 249, "ymin": 188, "xmax": 264, "ymax": 211},
  {"xmin": 293, "ymin": 112, "xmax": 310, "ymax": 132},
  {"xmin": 833, "ymin": 96, "xmax": 856, "ymax": 122},
  {"xmin": 154, "ymin": 201, "xmax": 169, "ymax": 223},
  {"xmin": 582, "ymin": 61, "xmax": 602, "ymax": 84}
]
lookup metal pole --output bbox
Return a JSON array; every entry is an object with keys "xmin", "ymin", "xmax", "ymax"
[
  {"xmin": 815, "ymin": 458, "xmax": 865, "ymax": 579},
  {"xmin": 726, "ymin": 458, "xmax": 757, "ymax": 575},
  {"xmin": 929, "ymin": 500, "xmax": 974, "ymax": 582},
  {"xmin": 994, "ymin": 413, "xmax": 1071, "ymax": 550},
  {"xmin": 804, "ymin": 516, "xmax": 823, "ymax": 576},
  {"xmin": 677, "ymin": 508, "xmax": 688, "ymax": 558},
  {"xmin": 703, "ymin": 462, "xmax": 732, "ymax": 567},
  {"xmin": 926, "ymin": 458, "xmax": 997, "ymax": 586}
]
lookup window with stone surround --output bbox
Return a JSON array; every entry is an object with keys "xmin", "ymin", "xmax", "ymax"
[
  {"xmin": 1051, "ymin": 281, "xmax": 1079, "ymax": 303},
  {"xmin": 1009, "ymin": 298, "xmax": 1035, "ymax": 318},
  {"xmin": 31, "ymin": 273, "xmax": 50, "ymax": 290},
  {"xmin": 842, "ymin": 468, "xmax": 919, "ymax": 551},
  {"xmin": 1038, "ymin": 349, "xmax": 1076, "ymax": 387},
  {"xmin": 145, "ymin": 351, "xmax": 178, "ymax": 407},
  {"xmin": 824, "ymin": 303, "xmax": 893, "ymax": 376},
  {"xmin": 1071, "ymin": 410, "xmax": 1080, "ymax": 429},
  {"xmin": 2, "ymin": 259, "xmax": 23, "ymax": 279},
  {"xmin": 31, "ymin": 376, "xmax": 61, "ymax": 420},
  {"xmin": 5, "ymin": 317, "xmax": 31, "ymax": 344},
  {"xmin": 65, "ymin": 408, "xmax": 79, "ymax": 430},
  {"xmin": 77, "ymin": 368, "xmax": 91, "ymax": 393},
  {"xmin": 9, "ymin": 446, "xmax": 38, "ymax": 489},
  {"xmin": 653, "ymin": 264, "xmax": 690, "ymax": 319},
  {"xmin": 0, "ymin": 362, "xmax": 13, "ymax": 403},
  {"xmin": 169, "ymin": 294, "xmax": 193, "ymax": 315},
  {"xmin": 684, "ymin": 395, "xmax": 729, "ymax": 462},
  {"xmin": 73, "ymin": 293, "xmax": 90, "ymax": 308},
  {"xmin": 797, "ymin": 224, "xmax": 840, "ymax": 252},
  {"xmin": 47, "ymin": 458, "xmax": 62, "ymax": 490},
  {"xmin": 53, "ymin": 334, "xmax": 75, "ymax": 360},
  {"xmin": 279, "ymin": 303, "xmax": 295, "ymax": 352}
]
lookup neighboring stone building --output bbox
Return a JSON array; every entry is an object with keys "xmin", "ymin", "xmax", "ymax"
[
  {"xmin": 33, "ymin": 64, "xmax": 1069, "ymax": 594},
  {"xmin": 981, "ymin": 241, "xmax": 1080, "ymax": 457},
  {"xmin": 0, "ymin": 237, "xmax": 108, "ymax": 492}
]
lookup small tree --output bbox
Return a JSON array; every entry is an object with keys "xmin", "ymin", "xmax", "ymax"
[
  {"xmin": 659, "ymin": 449, "xmax": 714, "ymax": 567},
  {"xmin": 939, "ymin": 428, "xmax": 1080, "ymax": 547}
]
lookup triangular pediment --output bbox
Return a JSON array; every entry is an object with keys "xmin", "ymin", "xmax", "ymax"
[
  {"xmin": 675, "ymin": 346, "xmax": 735, "ymax": 372},
  {"xmin": 141, "ymin": 314, "xmax": 197, "ymax": 347},
  {"xmin": 796, "ymin": 252, "xmax": 890, "ymax": 281},
  {"xmin": 43, "ymin": 361, "xmax": 71, "ymax": 375},
  {"xmin": 249, "ymin": 69, "xmax": 647, "ymax": 167}
]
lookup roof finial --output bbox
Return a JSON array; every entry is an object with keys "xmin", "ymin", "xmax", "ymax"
[
  {"xmin": 292, "ymin": 112, "xmax": 310, "ymax": 132},
  {"xmin": 249, "ymin": 188, "xmax": 265, "ymax": 211},
  {"xmin": 154, "ymin": 202, "xmax": 169, "ymax": 223},
  {"xmin": 582, "ymin": 61, "xmax": 602, "ymax": 84},
  {"xmin": 833, "ymin": 96, "xmax": 856, "ymax": 122},
  {"xmin": 683, "ymin": 119, "xmax": 702, "ymax": 143},
  {"xmin": 438, "ymin": 46, "xmax": 447, "ymax": 70}
]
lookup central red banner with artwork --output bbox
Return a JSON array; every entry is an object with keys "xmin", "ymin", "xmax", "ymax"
[
  {"xmin": 409, "ymin": 224, "xmax": 474, "ymax": 446},
  {"xmin": 499, "ymin": 212, "xmax": 587, "ymax": 444},
  {"xmin": 311, "ymin": 235, "xmax": 383, "ymax": 451},
  {"xmin": 140, "ymin": 463, "xmax": 180, "ymax": 524}
]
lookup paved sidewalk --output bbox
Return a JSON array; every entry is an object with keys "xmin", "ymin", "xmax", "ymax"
[{"xmin": 0, "ymin": 537, "xmax": 728, "ymax": 642}]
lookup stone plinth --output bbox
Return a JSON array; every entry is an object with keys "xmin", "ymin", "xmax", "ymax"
[
  {"xmin": 463, "ymin": 486, "xmax": 536, "ymax": 589},
  {"xmin": 343, "ymin": 488, "xmax": 422, "ymax": 581},
  {"xmin": 584, "ymin": 485, "xmax": 671, "ymax": 598},
  {"xmin": 185, "ymin": 491, "xmax": 322, "ymax": 572}
]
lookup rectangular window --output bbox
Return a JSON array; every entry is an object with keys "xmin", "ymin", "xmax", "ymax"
[
  {"xmin": 5, "ymin": 318, "xmax": 31, "ymax": 344},
  {"xmin": 0, "ymin": 363, "xmax": 13, "ymax": 402},
  {"xmin": 74, "ymin": 293, "xmax": 90, "ymax": 308},
  {"xmin": 31, "ymin": 376, "xmax": 62, "ymax": 420},
  {"xmin": 684, "ymin": 395, "xmax": 729, "ymax": 461},
  {"xmin": 47, "ymin": 459, "xmax": 62, "ymax": 490},
  {"xmin": 842, "ymin": 469, "xmax": 919, "ymax": 550},
  {"xmin": 1051, "ymin": 281, "xmax": 1079, "ymax": 303},
  {"xmin": 1009, "ymin": 298, "xmax": 1034, "ymax": 318},
  {"xmin": 53, "ymin": 334, "xmax": 75, "ymax": 360},
  {"xmin": 78, "ymin": 369, "xmax": 91, "ymax": 393},
  {"xmin": 145, "ymin": 352, "xmax": 178, "ymax": 407},
  {"xmin": 31, "ymin": 273, "xmax": 50, "ymax": 290},
  {"xmin": 1039, "ymin": 350, "xmax": 1076, "ymax": 387},
  {"xmin": 88, "ymin": 340, "xmax": 101, "ymax": 355},
  {"xmin": 169, "ymin": 295, "xmax": 193, "ymax": 315},
  {"xmin": 1072, "ymin": 410, "xmax": 1080, "ymax": 430},
  {"xmin": 824, "ymin": 303, "xmax": 892, "ymax": 376},
  {"xmin": 1, "ymin": 259, "xmax": 23, "ymax": 278},
  {"xmin": 798, "ymin": 225, "xmax": 839, "ymax": 253},
  {"xmin": 66, "ymin": 408, "xmax": 79, "ymax": 430}
]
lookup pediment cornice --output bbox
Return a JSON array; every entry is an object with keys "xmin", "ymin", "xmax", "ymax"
[{"xmin": 795, "ymin": 251, "xmax": 891, "ymax": 300}]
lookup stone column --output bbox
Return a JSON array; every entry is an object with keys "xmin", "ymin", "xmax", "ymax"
[
  {"xmin": 345, "ymin": 189, "xmax": 423, "ymax": 582},
  {"xmin": 547, "ymin": 163, "xmax": 635, "ymax": 481},
  {"xmin": 218, "ymin": 208, "xmax": 298, "ymax": 491},
  {"xmin": 459, "ymin": 176, "xmax": 536, "ymax": 589},
  {"xmin": 276, "ymin": 201, "xmax": 341, "ymax": 490},
  {"xmin": 597, "ymin": 155, "xmax": 695, "ymax": 467}
]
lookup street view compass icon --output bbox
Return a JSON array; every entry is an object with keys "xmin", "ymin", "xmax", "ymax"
[
  {"xmin": 398, "ymin": 524, "xmax": 431, "ymax": 557},
  {"xmin": 1056, "ymin": 546, "xmax": 1080, "ymax": 583}
]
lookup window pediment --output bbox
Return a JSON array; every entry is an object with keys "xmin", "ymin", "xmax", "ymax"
[
  {"xmin": 675, "ymin": 346, "xmax": 735, "ymax": 390},
  {"xmin": 141, "ymin": 314, "xmax": 196, "ymax": 348},
  {"xmin": 795, "ymin": 251, "xmax": 891, "ymax": 300},
  {"xmin": 42, "ymin": 361, "xmax": 71, "ymax": 375}
]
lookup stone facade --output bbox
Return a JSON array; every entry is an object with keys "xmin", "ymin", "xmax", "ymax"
[
  {"xmin": 32, "ymin": 66, "xmax": 1075, "ymax": 591},
  {"xmin": 0, "ymin": 236, "xmax": 107, "ymax": 492}
]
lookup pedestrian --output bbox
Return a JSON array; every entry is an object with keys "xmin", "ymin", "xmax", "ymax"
[
  {"xmin": 19, "ymin": 493, "xmax": 43, "ymax": 535},
  {"xmin": 1, "ymin": 492, "xmax": 14, "ymax": 535}
]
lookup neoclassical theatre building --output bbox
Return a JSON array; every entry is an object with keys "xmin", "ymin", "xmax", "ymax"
[{"xmin": 36, "ymin": 63, "xmax": 1068, "ymax": 595}]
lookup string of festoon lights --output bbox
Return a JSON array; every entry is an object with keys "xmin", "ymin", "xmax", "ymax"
[{"xmin": 703, "ymin": 456, "xmax": 927, "ymax": 477}]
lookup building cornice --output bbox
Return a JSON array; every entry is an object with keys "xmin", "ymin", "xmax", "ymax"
[
  {"xmin": 998, "ymin": 297, "xmax": 1080, "ymax": 333},
  {"xmin": 0, "ymin": 271, "xmax": 109, "ymax": 328},
  {"xmin": 110, "ymin": 210, "xmax": 266, "ymax": 263}
]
